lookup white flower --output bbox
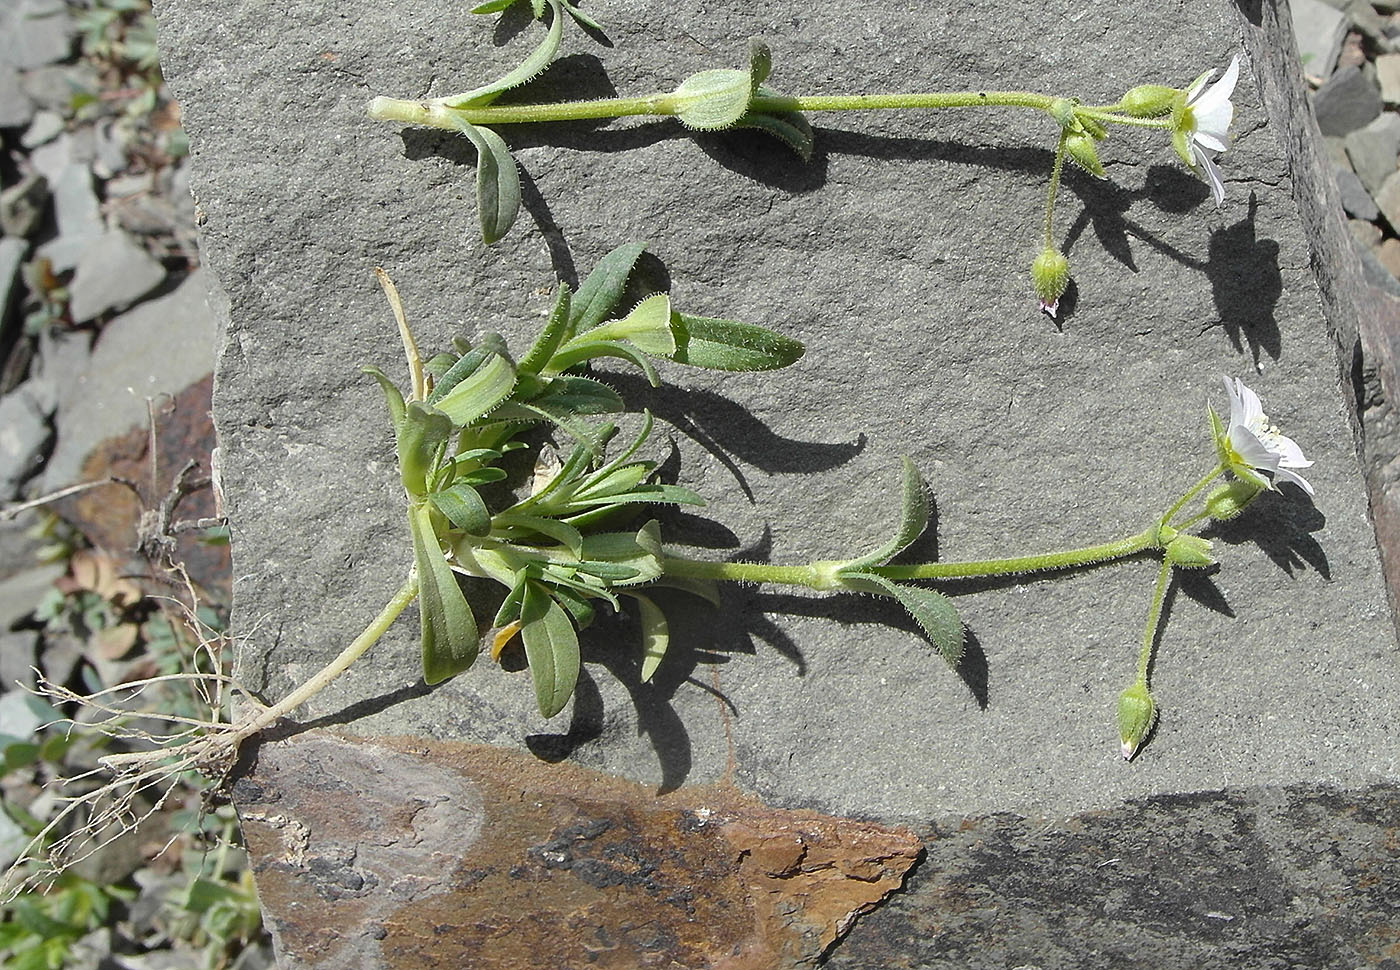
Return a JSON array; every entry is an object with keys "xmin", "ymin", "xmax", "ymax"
[
  {"xmin": 1218, "ymin": 376, "xmax": 1314, "ymax": 496},
  {"xmin": 1172, "ymin": 55, "xmax": 1240, "ymax": 206}
]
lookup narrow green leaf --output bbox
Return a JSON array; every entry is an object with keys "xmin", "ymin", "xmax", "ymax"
[
  {"xmin": 471, "ymin": 0, "xmax": 515, "ymax": 14},
  {"xmin": 430, "ymin": 483, "xmax": 492, "ymax": 535},
  {"xmin": 841, "ymin": 571, "xmax": 965, "ymax": 668},
  {"xmin": 573, "ymin": 521, "xmax": 664, "ymax": 584},
  {"xmin": 397, "ymin": 402, "xmax": 456, "ymax": 496},
  {"xmin": 561, "ymin": 0, "xmax": 605, "ymax": 33},
  {"xmin": 410, "ymin": 502, "xmax": 479, "ymax": 684},
  {"xmin": 525, "ymin": 375, "xmax": 625, "ymax": 416},
  {"xmin": 520, "ymin": 580, "xmax": 581, "ymax": 717},
  {"xmin": 492, "ymin": 569, "xmax": 529, "ymax": 627},
  {"xmin": 568, "ymin": 293, "xmax": 676, "ymax": 355},
  {"xmin": 361, "ymin": 365, "xmax": 406, "ymax": 428},
  {"xmin": 540, "ymin": 563, "xmax": 620, "ymax": 608},
  {"xmin": 432, "ymin": 352, "xmax": 517, "ymax": 426},
  {"xmin": 838, "ymin": 457, "xmax": 929, "ymax": 572},
  {"xmin": 446, "ymin": 0, "xmax": 564, "ymax": 108},
  {"xmin": 549, "ymin": 583, "xmax": 596, "ymax": 629},
  {"xmin": 669, "ymin": 313, "xmax": 804, "ymax": 371},
  {"xmin": 632, "ymin": 593, "xmax": 669, "ymax": 682},
  {"xmin": 748, "ymin": 38, "xmax": 772, "ymax": 89},
  {"xmin": 544, "ymin": 339, "xmax": 662, "ymax": 387},
  {"xmin": 447, "ymin": 117, "xmax": 522, "ymax": 244},
  {"xmin": 574, "ymin": 461, "xmax": 652, "ymax": 499},
  {"xmin": 427, "ymin": 334, "xmax": 508, "ymax": 404},
  {"xmin": 492, "ymin": 511, "xmax": 584, "ymax": 557},
  {"xmin": 575, "ymin": 560, "xmax": 642, "ymax": 581},
  {"xmin": 561, "ymin": 483, "xmax": 705, "ymax": 512},
  {"xmin": 519, "ymin": 284, "xmax": 573, "ymax": 375},
  {"xmin": 673, "ymin": 68, "xmax": 754, "ymax": 131},
  {"xmin": 570, "ymin": 241, "xmax": 648, "ymax": 335},
  {"xmin": 654, "ymin": 573, "xmax": 722, "ymax": 606},
  {"xmin": 737, "ymin": 86, "xmax": 813, "ymax": 161}
]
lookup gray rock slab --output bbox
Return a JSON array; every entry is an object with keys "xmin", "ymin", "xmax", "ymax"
[
  {"xmin": 1343, "ymin": 110, "xmax": 1400, "ymax": 194},
  {"xmin": 41, "ymin": 270, "xmax": 216, "ymax": 491},
  {"xmin": 1378, "ymin": 168, "xmax": 1400, "ymax": 229},
  {"xmin": 1291, "ymin": 0, "xmax": 1350, "ymax": 77},
  {"xmin": 1379, "ymin": 51, "xmax": 1400, "ymax": 103},
  {"xmin": 0, "ymin": 67, "xmax": 35, "ymax": 129},
  {"xmin": 1335, "ymin": 165, "xmax": 1380, "ymax": 218},
  {"xmin": 156, "ymin": 0, "xmax": 1399, "ymax": 962},
  {"xmin": 66, "ymin": 230, "xmax": 165, "ymax": 323},
  {"xmin": 50, "ymin": 162, "xmax": 103, "ymax": 240},
  {"xmin": 19, "ymin": 108, "xmax": 62, "ymax": 149},
  {"xmin": 0, "ymin": 236, "xmax": 26, "ymax": 340},
  {"xmin": 0, "ymin": 563, "xmax": 63, "ymax": 633},
  {"xmin": 1313, "ymin": 63, "xmax": 1384, "ymax": 135}
]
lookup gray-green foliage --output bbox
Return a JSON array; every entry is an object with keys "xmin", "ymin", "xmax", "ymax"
[{"xmin": 368, "ymin": 243, "xmax": 804, "ymax": 716}]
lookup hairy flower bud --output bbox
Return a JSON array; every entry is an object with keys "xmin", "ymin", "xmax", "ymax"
[
  {"xmin": 1164, "ymin": 533, "xmax": 1215, "ymax": 569},
  {"xmin": 1064, "ymin": 132, "xmax": 1106, "ymax": 177},
  {"xmin": 1031, "ymin": 247, "xmax": 1071, "ymax": 318},
  {"xmin": 1118, "ymin": 84, "xmax": 1177, "ymax": 118},
  {"xmin": 1204, "ymin": 480, "xmax": 1261, "ymax": 521},
  {"xmin": 1117, "ymin": 682, "xmax": 1157, "ymax": 760}
]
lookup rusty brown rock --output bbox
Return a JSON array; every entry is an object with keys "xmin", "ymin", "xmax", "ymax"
[{"xmin": 235, "ymin": 733, "xmax": 922, "ymax": 970}]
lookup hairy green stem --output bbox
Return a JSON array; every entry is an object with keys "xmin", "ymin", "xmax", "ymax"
[
  {"xmin": 1044, "ymin": 131, "xmax": 1069, "ymax": 249},
  {"xmin": 1136, "ymin": 557, "xmax": 1173, "ymax": 685}
]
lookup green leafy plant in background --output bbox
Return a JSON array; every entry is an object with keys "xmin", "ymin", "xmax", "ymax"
[{"xmin": 369, "ymin": 0, "xmax": 1240, "ymax": 315}]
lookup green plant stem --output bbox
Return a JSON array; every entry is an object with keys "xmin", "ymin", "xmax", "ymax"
[
  {"xmin": 228, "ymin": 575, "xmax": 419, "ymax": 743},
  {"xmin": 1136, "ymin": 557, "xmax": 1173, "ymax": 685},
  {"xmin": 662, "ymin": 526, "xmax": 1160, "ymax": 590},
  {"xmin": 367, "ymin": 88, "xmax": 1067, "ymax": 130},
  {"xmin": 1160, "ymin": 463, "xmax": 1225, "ymax": 527},
  {"xmin": 1044, "ymin": 131, "xmax": 1069, "ymax": 249}
]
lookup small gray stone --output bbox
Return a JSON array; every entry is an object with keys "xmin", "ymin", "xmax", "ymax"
[
  {"xmin": 1379, "ymin": 237, "xmax": 1400, "ymax": 280},
  {"xmin": 1343, "ymin": 112, "xmax": 1400, "ymax": 194},
  {"xmin": 1313, "ymin": 64, "xmax": 1384, "ymax": 135},
  {"xmin": 0, "ymin": 174, "xmax": 48, "ymax": 239},
  {"xmin": 30, "ymin": 325, "xmax": 91, "ymax": 415},
  {"xmin": 0, "ymin": 236, "xmax": 25, "ymax": 337},
  {"xmin": 1348, "ymin": 217, "xmax": 1383, "ymax": 248},
  {"xmin": 27, "ymin": 128, "xmax": 96, "ymax": 183},
  {"xmin": 0, "ymin": 563, "xmax": 62, "ymax": 634},
  {"xmin": 0, "ymin": 384, "xmax": 53, "ymax": 500},
  {"xmin": 1379, "ymin": 52, "xmax": 1400, "ymax": 104},
  {"xmin": 41, "ymin": 271, "xmax": 216, "ymax": 491},
  {"xmin": 0, "ymin": 631, "xmax": 39, "ymax": 692},
  {"xmin": 50, "ymin": 162, "xmax": 103, "ymax": 239},
  {"xmin": 1355, "ymin": 234, "xmax": 1400, "ymax": 297},
  {"xmin": 17, "ymin": 107, "xmax": 60, "ymax": 148},
  {"xmin": 105, "ymin": 172, "xmax": 155, "ymax": 200},
  {"xmin": 1291, "ymin": 0, "xmax": 1350, "ymax": 77},
  {"xmin": 91, "ymin": 119, "xmax": 130, "ymax": 178},
  {"xmin": 1323, "ymin": 134, "xmax": 1352, "ymax": 170},
  {"xmin": 1377, "ymin": 168, "xmax": 1400, "ymax": 230},
  {"xmin": 0, "ymin": 67, "xmax": 34, "ymax": 128},
  {"xmin": 1335, "ymin": 166, "xmax": 1381, "ymax": 219},
  {"xmin": 19, "ymin": 63, "xmax": 90, "ymax": 113},
  {"xmin": 36, "ymin": 631, "xmax": 82, "ymax": 692},
  {"xmin": 67, "ymin": 231, "xmax": 165, "ymax": 323},
  {"xmin": 0, "ymin": 0, "xmax": 75, "ymax": 72}
]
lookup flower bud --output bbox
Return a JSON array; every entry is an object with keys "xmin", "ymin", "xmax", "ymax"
[
  {"xmin": 1064, "ymin": 132, "xmax": 1106, "ymax": 178},
  {"xmin": 1116, "ymin": 682, "xmax": 1157, "ymax": 760},
  {"xmin": 1118, "ymin": 84, "xmax": 1177, "ymax": 118},
  {"xmin": 1031, "ymin": 247, "xmax": 1071, "ymax": 318},
  {"xmin": 1049, "ymin": 97, "xmax": 1079, "ymax": 129},
  {"xmin": 1164, "ymin": 534, "xmax": 1215, "ymax": 569}
]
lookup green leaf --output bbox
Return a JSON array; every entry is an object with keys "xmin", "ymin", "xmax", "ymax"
[
  {"xmin": 574, "ymin": 461, "xmax": 653, "ymax": 499},
  {"xmin": 669, "ymin": 313, "xmax": 804, "ymax": 371},
  {"xmin": 672, "ymin": 68, "xmax": 754, "ymax": 131},
  {"xmin": 562, "ymin": 483, "xmax": 705, "ymax": 512},
  {"xmin": 430, "ymin": 483, "xmax": 492, "ymax": 535},
  {"xmin": 491, "ymin": 512, "xmax": 584, "ymax": 557},
  {"xmin": 525, "ymin": 375, "xmax": 625, "ymax": 416},
  {"xmin": 410, "ymin": 502, "xmax": 479, "ymax": 684},
  {"xmin": 737, "ymin": 85, "xmax": 813, "ymax": 161},
  {"xmin": 492, "ymin": 569, "xmax": 529, "ymax": 627},
  {"xmin": 631, "ymin": 593, "xmax": 669, "ymax": 681},
  {"xmin": 839, "ymin": 457, "xmax": 929, "ymax": 572},
  {"xmin": 569, "ymin": 293, "xmax": 676, "ymax": 355},
  {"xmin": 361, "ymin": 365, "xmax": 407, "ymax": 428},
  {"xmin": 841, "ymin": 572, "xmax": 965, "ymax": 668},
  {"xmin": 397, "ymin": 402, "xmax": 456, "ymax": 497},
  {"xmin": 748, "ymin": 38, "xmax": 772, "ymax": 88},
  {"xmin": 654, "ymin": 573, "xmax": 722, "ymax": 606},
  {"xmin": 549, "ymin": 584, "xmax": 596, "ymax": 629},
  {"xmin": 574, "ymin": 521, "xmax": 665, "ymax": 585},
  {"xmin": 520, "ymin": 580, "xmax": 581, "ymax": 717},
  {"xmin": 471, "ymin": 0, "xmax": 516, "ymax": 13},
  {"xmin": 561, "ymin": 0, "xmax": 605, "ymax": 33},
  {"xmin": 519, "ymin": 284, "xmax": 573, "ymax": 375},
  {"xmin": 431, "ymin": 352, "xmax": 517, "ymax": 426},
  {"xmin": 446, "ymin": 117, "xmax": 522, "ymax": 244},
  {"xmin": 447, "ymin": 0, "xmax": 564, "ymax": 108},
  {"xmin": 544, "ymin": 339, "xmax": 662, "ymax": 387},
  {"xmin": 427, "ymin": 335, "xmax": 506, "ymax": 403},
  {"xmin": 570, "ymin": 242, "xmax": 648, "ymax": 335}
]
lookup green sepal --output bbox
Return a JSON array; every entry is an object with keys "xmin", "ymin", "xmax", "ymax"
[
  {"xmin": 520, "ymin": 579, "xmax": 581, "ymax": 717},
  {"xmin": 668, "ymin": 313, "xmax": 804, "ymax": 371},
  {"xmin": 409, "ymin": 501, "xmax": 479, "ymax": 684},
  {"xmin": 631, "ymin": 593, "xmax": 670, "ymax": 682},
  {"xmin": 735, "ymin": 85, "xmax": 813, "ymax": 161},
  {"xmin": 1164, "ymin": 534, "xmax": 1216, "ymax": 569},
  {"xmin": 429, "ymin": 482, "xmax": 492, "ymax": 536},
  {"xmin": 1204, "ymin": 480, "xmax": 1261, "ymax": 521},
  {"xmin": 1063, "ymin": 132, "xmax": 1106, "ymax": 178},
  {"xmin": 838, "ymin": 457, "xmax": 929, "ymax": 573},
  {"xmin": 397, "ymin": 402, "xmax": 456, "ymax": 497},
  {"xmin": 446, "ymin": 0, "xmax": 564, "ymax": 108},
  {"xmin": 445, "ymin": 116, "xmax": 521, "ymax": 244},
  {"xmin": 840, "ymin": 571, "xmax": 964, "ymax": 669},
  {"xmin": 518, "ymin": 284, "xmax": 573, "ymax": 375},
  {"xmin": 361, "ymin": 364, "xmax": 407, "ymax": 429},
  {"xmin": 431, "ymin": 351, "xmax": 516, "ymax": 426},
  {"xmin": 570, "ymin": 242, "xmax": 648, "ymax": 336}
]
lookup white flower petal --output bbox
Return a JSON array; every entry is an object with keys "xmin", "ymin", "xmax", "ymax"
[
  {"xmin": 1192, "ymin": 129, "xmax": 1227, "ymax": 153},
  {"xmin": 1229, "ymin": 424, "xmax": 1280, "ymax": 472},
  {"xmin": 1230, "ymin": 378, "xmax": 1264, "ymax": 427},
  {"xmin": 1193, "ymin": 149, "xmax": 1226, "ymax": 206},
  {"xmin": 1273, "ymin": 466, "xmax": 1315, "ymax": 496}
]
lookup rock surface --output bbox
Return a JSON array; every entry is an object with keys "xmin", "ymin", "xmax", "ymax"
[{"xmin": 155, "ymin": 0, "xmax": 1399, "ymax": 965}]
